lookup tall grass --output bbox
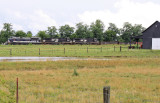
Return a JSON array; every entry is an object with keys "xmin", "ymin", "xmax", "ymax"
[{"xmin": 0, "ymin": 58, "xmax": 160, "ymax": 102}]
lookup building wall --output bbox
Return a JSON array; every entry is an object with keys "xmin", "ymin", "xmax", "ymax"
[
  {"xmin": 142, "ymin": 21, "xmax": 160, "ymax": 49},
  {"xmin": 142, "ymin": 38, "xmax": 152, "ymax": 49}
]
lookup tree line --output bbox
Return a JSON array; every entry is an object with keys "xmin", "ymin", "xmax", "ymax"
[{"xmin": 0, "ymin": 19, "xmax": 145, "ymax": 44}]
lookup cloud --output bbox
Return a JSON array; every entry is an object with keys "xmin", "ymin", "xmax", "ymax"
[
  {"xmin": 1, "ymin": 9, "xmax": 57, "ymax": 34},
  {"xmin": 0, "ymin": 24, "xmax": 3, "ymax": 30},
  {"xmin": 78, "ymin": 0, "xmax": 160, "ymax": 28},
  {"xmin": 13, "ymin": 24, "xmax": 24, "ymax": 31},
  {"xmin": 28, "ymin": 10, "xmax": 57, "ymax": 33},
  {"xmin": 1, "ymin": 0, "xmax": 160, "ymax": 34}
]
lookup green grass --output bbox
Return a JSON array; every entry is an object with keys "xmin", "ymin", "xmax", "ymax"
[
  {"xmin": 0, "ymin": 44, "xmax": 159, "ymax": 57},
  {"xmin": 0, "ymin": 58, "xmax": 160, "ymax": 103}
]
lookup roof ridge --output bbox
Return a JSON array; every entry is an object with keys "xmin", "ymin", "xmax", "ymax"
[{"xmin": 142, "ymin": 21, "xmax": 160, "ymax": 33}]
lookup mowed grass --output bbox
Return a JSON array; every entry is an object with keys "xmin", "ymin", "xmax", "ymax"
[
  {"xmin": 0, "ymin": 58, "xmax": 160, "ymax": 103},
  {"xmin": 0, "ymin": 44, "xmax": 160, "ymax": 57}
]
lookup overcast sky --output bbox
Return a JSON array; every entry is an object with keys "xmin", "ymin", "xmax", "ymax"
[{"xmin": 0, "ymin": 0, "xmax": 160, "ymax": 34}]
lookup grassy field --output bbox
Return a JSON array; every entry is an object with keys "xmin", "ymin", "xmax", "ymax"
[
  {"xmin": 0, "ymin": 44, "xmax": 160, "ymax": 57},
  {"xmin": 0, "ymin": 58, "xmax": 160, "ymax": 103}
]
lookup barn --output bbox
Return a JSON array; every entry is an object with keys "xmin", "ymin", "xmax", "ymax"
[{"xmin": 142, "ymin": 21, "xmax": 160, "ymax": 50}]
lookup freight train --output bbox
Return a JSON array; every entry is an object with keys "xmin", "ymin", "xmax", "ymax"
[{"xmin": 7, "ymin": 37, "xmax": 99, "ymax": 45}]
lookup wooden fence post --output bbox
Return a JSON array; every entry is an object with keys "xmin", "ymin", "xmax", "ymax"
[
  {"xmin": 120, "ymin": 46, "xmax": 121, "ymax": 52},
  {"xmin": 16, "ymin": 78, "xmax": 19, "ymax": 103},
  {"xmin": 101, "ymin": 47, "xmax": 102, "ymax": 52},
  {"xmin": 103, "ymin": 86, "xmax": 110, "ymax": 103},
  {"xmin": 114, "ymin": 46, "xmax": 115, "ymax": 52},
  {"xmin": 10, "ymin": 49, "xmax": 12, "ymax": 56},
  {"xmin": 87, "ymin": 47, "xmax": 88, "ymax": 53},
  {"xmin": 64, "ymin": 48, "xmax": 65, "ymax": 54},
  {"xmin": 39, "ymin": 48, "xmax": 40, "ymax": 56}
]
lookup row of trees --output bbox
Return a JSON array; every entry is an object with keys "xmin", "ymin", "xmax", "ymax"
[{"xmin": 0, "ymin": 20, "xmax": 145, "ymax": 44}]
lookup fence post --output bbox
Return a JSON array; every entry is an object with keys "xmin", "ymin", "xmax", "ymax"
[
  {"xmin": 64, "ymin": 48, "xmax": 65, "ymax": 54},
  {"xmin": 87, "ymin": 47, "xmax": 88, "ymax": 53},
  {"xmin": 114, "ymin": 46, "xmax": 115, "ymax": 52},
  {"xmin": 16, "ymin": 78, "xmax": 19, "ymax": 103},
  {"xmin": 10, "ymin": 49, "xmax": 12, "ymax": 56},
  {"xmin": 120, "ymin": 46, "xmax": 121, "ymax": 52},
  {"xmin": 101, "ymin": 47, "xmax": 102, "ymax": 52},
  {"xmin": 103, "ymin": 86, "xmax": 110, "ymax": 103},
  {"xmin": 39, "ymin": 48, "xmax": 40, "ymax": 56}
]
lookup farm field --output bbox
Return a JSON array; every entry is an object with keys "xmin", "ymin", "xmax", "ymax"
[
  {"xmin": 0, "ymin": 58, "xmax": 160, "ymax": 103},
  {"xmin": 0, "ymin": 44, "xmax": 160, "ymax": 57}
]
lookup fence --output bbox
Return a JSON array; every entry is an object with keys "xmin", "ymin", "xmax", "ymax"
[
  {"xmin": 17, "ymin": 88, "xmax": 160, "ymax": 103},
  {"xmin": 0, "ymin": 78, "xmax": 160, "ymax": 103},
  {"xmin": 0, "ymin": 46, "xmax": 155, "ymax": 57},
  {"xmin": 17, "ymin": 87, "xmax": 160, "ymax": 103}
]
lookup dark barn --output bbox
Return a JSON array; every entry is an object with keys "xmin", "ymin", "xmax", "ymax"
[
  {"xmin": 132, "ymin": 21, "xmax": 160, "ymax": 49},
  {"xmin": 142, "ymin": 21, "xmax": 160, "ymax": 49}
]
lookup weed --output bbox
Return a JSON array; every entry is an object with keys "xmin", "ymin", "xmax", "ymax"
[{"xmin": 72, "ymin": 68, "xmax": 79, "ymax": 76}]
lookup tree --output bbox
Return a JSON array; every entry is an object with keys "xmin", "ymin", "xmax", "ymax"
[
  {"xmin": 70, "ymin": 33, "xmax": 77, "ymax": 40},
  {"xmin": 0, "ymin": 23, "xmax": 15, "ymax": 43},
  {"xmin": 27, "ymin": 31, "xmax": 33, "ymax": 37},
  {"xmin": 59, "ymin": 25, "xmax": 74, "ymax": 38},
  {"xmin": 103, "ymin": 30, "xmax": 115, "ymax": 42},
  {"xmin": 75, "ymin": 22, "xmax": 93, "ymax": 38},
  {"xmin": 120, "ymin": 22, "xmax": 133, "ymax": 43},
  {"xmin": 15, "ymin": 30, "xmax": 26, "ymax": 37},
  {"xmin": 103, "ymin": 23, "xmax": 119, "ymax": 42},
  {"xmin": 132, "ymin": 24, "xmax": 145, "ymax": 37},
  {"xmin": 75, "ymin": 22, "xmax": 85, "ymax": 38},
  {"xmin": 90, "ymin": 19, "xmax": 105, "ymax": 43},
  {"xmin": 36, "ymin": 31, "xmax": 48, "ymax": 40},
  {"xmin": 75, "ymin": 23, "xmax": 85, "ymax": 38},
  {"xmin": 120, "ymin": 22, "xmax": 145, "ymax": 43},
  {"xmin": 46, "ymin": 26, "xmax": 57, "ymax": 38},
  {"xmin": 86, "ymin": 27, "xmax": 94, "ymax": 38}
]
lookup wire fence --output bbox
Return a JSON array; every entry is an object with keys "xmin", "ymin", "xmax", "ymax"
[
  {"xmin": 19, "ymin": 88, "xmax": 103, "ymax": 103},
  {"xmin": 0, "ymin": 79, "xmax": 160, "ymax": 103},
  {"xmin": 0, "ymin": 46, "xmax": 157, "ymax": 57},
  {"xmin": 18, "ymin": 87, "xmax": 160, "ymax": 103}
]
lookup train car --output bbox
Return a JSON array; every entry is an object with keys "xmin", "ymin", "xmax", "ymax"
[
  {"xmin": 8, "ymin": 37, "xmax": 41, "ymax": 45},
  {"xmin": 58, "ymin": 38, "xmax": 72, "ymax": 44},
  {"xmin": 86, "ymin": 38, "xmax": 99, "ymax": 44},
  {"xmin": 72, "ymin": 38, "xmax": 87, "ymax": 45},
  {"xmin": 43, "ymin": 38, "xmax": 59, "ymax": 44}
]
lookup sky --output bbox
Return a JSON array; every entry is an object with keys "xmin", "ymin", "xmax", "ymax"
[{"xmin": 0, "ymin": 0, "xmax": 160, "ymax": 35}]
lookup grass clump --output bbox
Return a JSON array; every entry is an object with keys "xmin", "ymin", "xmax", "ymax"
[{"xmin": 72, "ymin": 68, "xmax": 79, "ymax": 76}]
